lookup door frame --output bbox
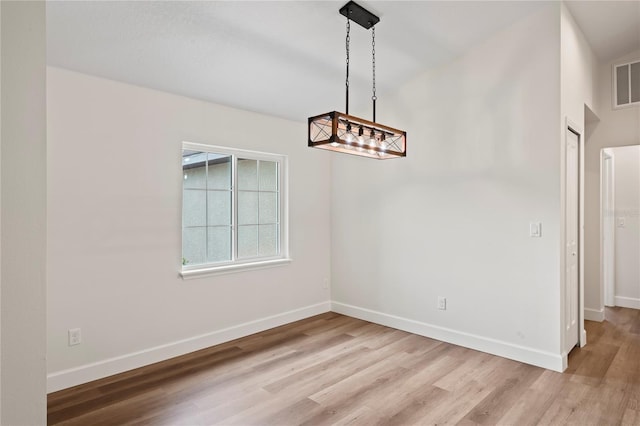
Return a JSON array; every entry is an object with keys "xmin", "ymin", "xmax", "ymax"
[
  {"xmin": 561, "ymin": 118, "xmax": 586, "ymax": 366},
  {"xmin": 601, "ymin": 150, "xmax": 615, "ymax": 307}
]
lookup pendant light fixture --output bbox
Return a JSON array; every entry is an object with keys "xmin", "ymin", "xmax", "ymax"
[{"xmin": 308, "ymin": 1, "xmax": 406, "ymax": 159}]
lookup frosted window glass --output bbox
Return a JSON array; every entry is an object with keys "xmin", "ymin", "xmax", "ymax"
[
  {"xmin": 208, "ymin": 227, "xmax": 231, "ymax": 263},
  {"xmin": 183, "ymin": 227, "xmax": 206, "ymax": 266},
  {"xmin": 183, "ymin": 166, "xmax": 207, "ymax": 189},
  {"xmin": 208, "ymin": 156, "xmax": 231, "ymax": 190},
  {"xmin": 207, "ymin": 191, "xmax": 231, "ymax": 226},
  {"xmin": 259, "ymin": 193, "xmax": 278, "ymax": 224},
  {"xmin": 617, "ymin": 65, "xmax": 629, "ymax": 105},
  {"xmin": 183, "ymin": 190, "xmax": 206, "ymax": 227},
  {"xmin": 259, "ymin": 225, "xmax": 278, "ymax": 256},
  {"xmin": 238, "ymin": 225, "xmax": 258, "ymax": 258},
  {"xmin": 238, "ymin": 191, "xmax": 258, "ymax": 225},
  {"xmin": 259, "ymin": 161, "xmax": 278, "ymax": 191},
  {"xmin": 238, "ymin": 159, "xmax": 258, "ymax": 190},
  {"xmin": 630, "ymin": 62, "xmax": 640, "ymax": 103}
]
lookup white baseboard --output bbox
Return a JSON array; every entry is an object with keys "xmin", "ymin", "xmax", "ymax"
[
  {"xmin": 584, "ymin": 307, "xmax": 605, "ymax": 322},
  {"xmin": 615, "ymin": 296, "xmax": 640, "ymax": 310},
  {"xmin": 47, "ymin": 301, "xmax": 331, "ymax": 393},
  {"xmin": 331, "ymin": 301, "xmax": 564, "ymax": 373}
]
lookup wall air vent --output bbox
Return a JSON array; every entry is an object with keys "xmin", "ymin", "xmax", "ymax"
[{"xmin": 614, "ymin": 60, "xmax": 640, "ymax": 108}]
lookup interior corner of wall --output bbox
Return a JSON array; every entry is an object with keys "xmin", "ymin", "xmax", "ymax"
[{"xmin": 584, "ymin": 103, "xmax": 599, "ymax": 124}]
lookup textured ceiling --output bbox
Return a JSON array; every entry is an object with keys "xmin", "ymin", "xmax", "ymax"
[{"xmin": 47, "ymin": 1, "xmax": 640, "ymax": 122}]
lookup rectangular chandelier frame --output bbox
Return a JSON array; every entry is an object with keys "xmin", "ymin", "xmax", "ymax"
[{"xmin": 308, "ymin": 111, "xmax": 406, "ymax": 160}]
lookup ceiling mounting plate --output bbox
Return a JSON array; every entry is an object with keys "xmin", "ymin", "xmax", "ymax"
[{"xmin": 339, "ymin": 1, "xmax": 380, "ymax": 30}]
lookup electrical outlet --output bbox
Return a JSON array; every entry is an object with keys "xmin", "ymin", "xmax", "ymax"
[
  {"xmin": 322, "ymin": 278, "xmax": 329, "ymax": 290},
  {"xmin": 438, "ymin": 297, "xmax": 446, "ymax": 310},
  {"xmin": 68, "ymin": 328, "xmax": 81, "ymax": 346}
]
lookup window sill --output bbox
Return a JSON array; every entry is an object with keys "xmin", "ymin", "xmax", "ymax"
[{"xmin": 180, "ymin": 258, "xmax": 292, "ymax": 280}]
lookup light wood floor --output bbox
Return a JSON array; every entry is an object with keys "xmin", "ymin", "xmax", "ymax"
[{"xmin": 48, "ymin": 307, "xmax": 640, "ymax": 425}]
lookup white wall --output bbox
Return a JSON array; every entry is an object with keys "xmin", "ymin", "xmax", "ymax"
[
  {"xmin": 561, "ymin": 3, "xmax": 598, "ymax": 124},
  {"xmin": 584, "ymin": 49, "xmax": 640, "ymax": 317},
  {"xmin": 1, "ymin": 1, "xmax": 47, "ymax": 423},
  {"xmin": 47, "ymin": 67, "xmax": 331, "ymax": 391},
  {"xmin": 612, "ymin": 145, "xmax": 640, "ymax": 308},
  {"xmin": 331, "ymin": 5, "xmax": 564, "ymax": 370}
]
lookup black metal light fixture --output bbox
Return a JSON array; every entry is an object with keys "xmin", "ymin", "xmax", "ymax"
[{"xmin": 308, "ymin": 1, "xmax": 406, "ymax": 159}]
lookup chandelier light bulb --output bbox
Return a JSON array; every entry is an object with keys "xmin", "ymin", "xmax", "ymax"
[
  {"xmin": 368, "ymin": 130, "xmax": 376, "ymax": 147},
  {"xmin": 345, "ymin": 123, "xmax": 354, "ymax": 143},
  {"xmin": 357, "ymin": 126, "xmax": 365, "ymax": 145},
  {"xmin": 345, "ymin": 133, "xmax": 354, "ymax": 143}
]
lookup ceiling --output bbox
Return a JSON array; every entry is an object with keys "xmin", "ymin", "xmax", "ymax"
[
  {"xmin": 565, "ymin": 1, "xmax": 640, "ymax": 63},
  {"xmin": 47, "ymin": 1, "xmax": 640, "ymax": 122}
]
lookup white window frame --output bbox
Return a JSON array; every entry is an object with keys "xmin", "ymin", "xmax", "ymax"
[
  {"xmin": 612, "ymin": 60, "xmax": 640, "ymax": 109},
  {"xmin": 180, "ymin": 141, "xmax": 290, "ymax": 279}
]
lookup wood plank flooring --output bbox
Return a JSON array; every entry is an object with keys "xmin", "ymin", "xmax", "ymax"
[{"xmin": 48, "ymin": 307, "xmax": 640, "ymax": 425}]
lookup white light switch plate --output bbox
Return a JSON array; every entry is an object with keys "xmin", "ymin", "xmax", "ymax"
[{"xmin": 530, "ymin": 222, "xmax": 542, "ymax": 237}]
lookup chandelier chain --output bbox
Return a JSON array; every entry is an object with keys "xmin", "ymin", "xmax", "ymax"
[
  {"xmin": 372, "ymin": 26, "xmax": 376, "ymax": 101},
  {"xmin": 345, "ymin": 18, "xmax": 350, "ymax": 114}
]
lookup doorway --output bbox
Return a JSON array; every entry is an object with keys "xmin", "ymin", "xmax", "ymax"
[
  {"xmin": 600, "ymin": 145, "xmax": 640, "ymax": 311},
  {"xmin": 564, "ymin": 126, "xmax": 581, "ymax": 355}
]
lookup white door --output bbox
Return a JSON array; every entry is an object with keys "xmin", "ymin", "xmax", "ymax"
[
  {"xmin": 564, "ymin": 129, "xmax": 580, "ymax": 353},
  {"xmin": 602, "ymin": 152, "xmax": 615, "ymax": 307}
]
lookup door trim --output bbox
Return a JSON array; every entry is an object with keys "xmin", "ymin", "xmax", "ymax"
[{"xmin": 601, "ymin": 150, "xmax": 615, "ymax": 308}]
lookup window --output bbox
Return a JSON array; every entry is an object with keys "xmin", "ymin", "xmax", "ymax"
[
  {"xmin": 181, "ymin": 142, "xmax": 289, "ymax": 277},
  {"xmin": 614, "ymin": 60, "xmax": 640, "ymax": 108}
]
